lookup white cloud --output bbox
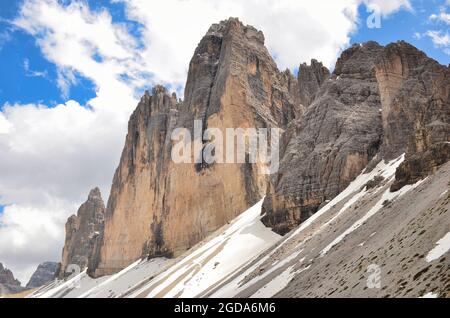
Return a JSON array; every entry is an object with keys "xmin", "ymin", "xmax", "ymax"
[
  {"xmin": 0, "ymin": 201, "xmax": 71, "ymax": 284},
  {"xmin": 119, "ymin": 0, "xmax": 411, "ymax": 79},
  {"xmin": 429, "ymin": 11, "xmax": 450, "ymax": 25},
  {"xmin": 0, "ymin": 0, "xmax": 412, "ymax": 283},
  {"xmin": 362, "ymin": 0, "xmax": 412, "ymax": 16},
  {"xmin": 426, "ymin": 30, "xmax": 450, "ymax": 47},
  {"xmin": 0, "ymin": 0, "xmax": 141, "ymax": 283},
  {"xmin": 413, "ymin": 32, "xmax": 422, "ymax": 39}
]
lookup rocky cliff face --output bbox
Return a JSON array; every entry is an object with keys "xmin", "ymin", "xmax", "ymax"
[
  {"xmin": 26, "ymin": 262, "xmax": 58, "ymax": 289},
  {"xmin": 85, "ymin": 19, "xmax": 449, "ymax": 276},
  {"xmin": 374, "ymin": 41, "xmax": 450, "ymax": 190},
  {"xmin": 262, "ymin": 42, "xmax": 384, "ymax": 234},
  {"xmin": 0, "ymin": 263, "xmax": 24, "ymax": 295},
  {"xmin": 298, "ymin": 59, "xmax": 330, "ymax": 107},
  {"xmin": 262, "ymin": 41, "xmax": 450, "ymax": 234},
  {"xmin": 91, "ymin": 18, "xmax": 302, "ymax": 276},
  {"xmin": 59, "ymin": 188, "xmax": 105, "ymax": 278}
]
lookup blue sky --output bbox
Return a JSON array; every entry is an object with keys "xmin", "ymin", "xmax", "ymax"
[
  {"xmin": 0, "ymin": 0, "xmax": 134, "ymax": 107},
  {"xmin": 0, "ymin": 0, "xmax": 449, "ymax": 284},
  {"xmin": 353, "ymin": 0, "xmax": 450, "ymax": 64}
]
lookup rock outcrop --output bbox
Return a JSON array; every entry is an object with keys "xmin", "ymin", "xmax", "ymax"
[
  {"xmin": 26, "ymin": 262, "xmax": 58, "ymax": 289},
  {"xmin": 298, "ymin": 59, "xmax": 330, "ymax": 107},
  {"xmin": 374, "ymin": 41, "xmax": 450, "ymax": 190},
  {"xmin": 262, "ymin": 41, "xmax": 450, "ymax": 234},
  {"xmin": 59, "ymin": 188, "xmax": 105, "ymax": 278},
  {"xmin": 262, "ymin": 42, "xmax": 384, "ymax": 234},
  {"xmin": 91, "ymin": 18, "xmax": 301, "ymax": 276},
  {"xmin": 0, "ymin": 263, "xmax": 24, "ymax": 295}
]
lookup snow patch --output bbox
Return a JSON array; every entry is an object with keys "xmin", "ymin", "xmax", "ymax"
[
  {"xmin": 426, "ymin": 231, "xmax": 450, "ymax": 263},
  {"xmin": 126, "ymin": 198, "xmax": 281, "ymax": 298},
  {"xmin": 420, "ymin": 292, "xmax": 438, "ymax": 298},
  {"xmin": 319, "ymin": 178, "xmax": 424, "ymax": 257},
  {"xmin": 250, "ymin": 265, "xmax": 310, "ymax": 298}
]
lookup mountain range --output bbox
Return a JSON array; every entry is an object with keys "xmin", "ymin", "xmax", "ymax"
[{"xmin": 20, "ymin": 18, "xmax": 450, "ymax": 298}]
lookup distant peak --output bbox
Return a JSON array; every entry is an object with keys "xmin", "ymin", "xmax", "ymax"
[{"xmin": 88, "ymin": 187, "xmax": 102, "ymax": 200}]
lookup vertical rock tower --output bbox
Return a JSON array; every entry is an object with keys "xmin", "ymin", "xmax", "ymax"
[
  {"xmin": 59, "ymin": 188, "xmax": 105, "ymax": 277},
  {"xmin": 91, "ymin": 18, "xmax": 302, "ymax": 276}
]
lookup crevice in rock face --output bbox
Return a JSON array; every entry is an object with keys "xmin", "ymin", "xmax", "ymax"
[{"xmin": 196, "ymin": 36, "xmax": 223, "ymax": 173}]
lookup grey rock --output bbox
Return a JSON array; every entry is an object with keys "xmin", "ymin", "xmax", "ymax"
[
  {"xmin": 0, "ymin": 262, "xmax": 24, "ymax": 295},
  {"xmin": 298, "ymin": 59, "xmax": 330, "ymax": 107},
  {"xmin": 59, "ymin": 187, "xmax": 105, "ymax": 278},
  {"xmin": 374, "ymin": 41, "xmax": 450, "ymax": 189},
  {"xmin": 26, "ymin": 262, "xmax": 58, "ymax": 289},
  {"xmin": 262, "ymin": 40, "xmax": 450, "ymax": 234},
  {"xmin": 262, "ymin": 42, "xmax": 384, "ymax": 234}
]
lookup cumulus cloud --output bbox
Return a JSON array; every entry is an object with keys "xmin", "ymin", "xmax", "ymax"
[
  {"xmin": 0, "ymin": 0, "xmax": 141, "ymax": 283},
  {"xmin": 362, "ymin": 0, "xmax": 412, "ymax": 16},
  {"xmin": 426, "ymin": 30, "xmax": 450, "ymax": 47},
  {"xmin": 0, "ymin": 0, "xmax": 412, "ymax": 283},
  {"xmin": 119, "ymin": 0, "xmax": 412, "ymax": 80},
  {"xmin": 0, "ymin": 201, "xmax": 71, "ymax": 284}
]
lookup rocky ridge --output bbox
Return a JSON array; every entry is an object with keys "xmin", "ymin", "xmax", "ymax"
[
  {"xmin": 0, "ymin": 262, "xmax": 24, "ymax": 295},
  {"xmin": 26, "ymin": 262, "xmax": 58, "ymax": 289}
]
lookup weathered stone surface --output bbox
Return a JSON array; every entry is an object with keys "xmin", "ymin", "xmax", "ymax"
[
  {"xmin": 0, "ymin": 262, "xmax": 24, "ymax": 295},
  {"xmin": 262, "ymin": 40, "xmax": 450, "ymax": 234},
  {"xmin": 261, "ymin": 41, "xmax": 450, "ymax": 235},
  {"xmin": 59, "ymin": 188, "xmax": 105, "ymax": 278},
  {"xmin": 298, "ymin": 59, "xmax": 330, "ymax": 107},
  {"xmin": 262, "ymin": 42, "xmax": 384, "ymax": 234},
  {"xmin": 91, "ymin": 18, "xmax": 301, "ymax": 276},
  {"xmin": 374, "ymin": 41, "xmax": 450, "ymax": 189},
  {"xmin": 26, "ymin": 262, "xmax": 58, "ymax": 289}
]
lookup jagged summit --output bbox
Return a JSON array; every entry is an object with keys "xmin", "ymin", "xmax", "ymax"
[
  {"xmin": 26, "ymin": 262, "xmax": 58, "ymax": 289},
  {"xmin": 58, "ymin": 187, "xmax": 105, "ymax": 278},
  {"xmin": 0, "ymin": 262, "xmax": 24, "ymax": 295},
  {"xmin": 87, "ymin": 187, "xmax": 101, "ymax": 201},
  {"xmin": 206, "ymin": 17, "xmax": 265, "ymax": 43},
  {"xmin": 298, "ymin": 59, "xmax": 330, "ymax": 107}
]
